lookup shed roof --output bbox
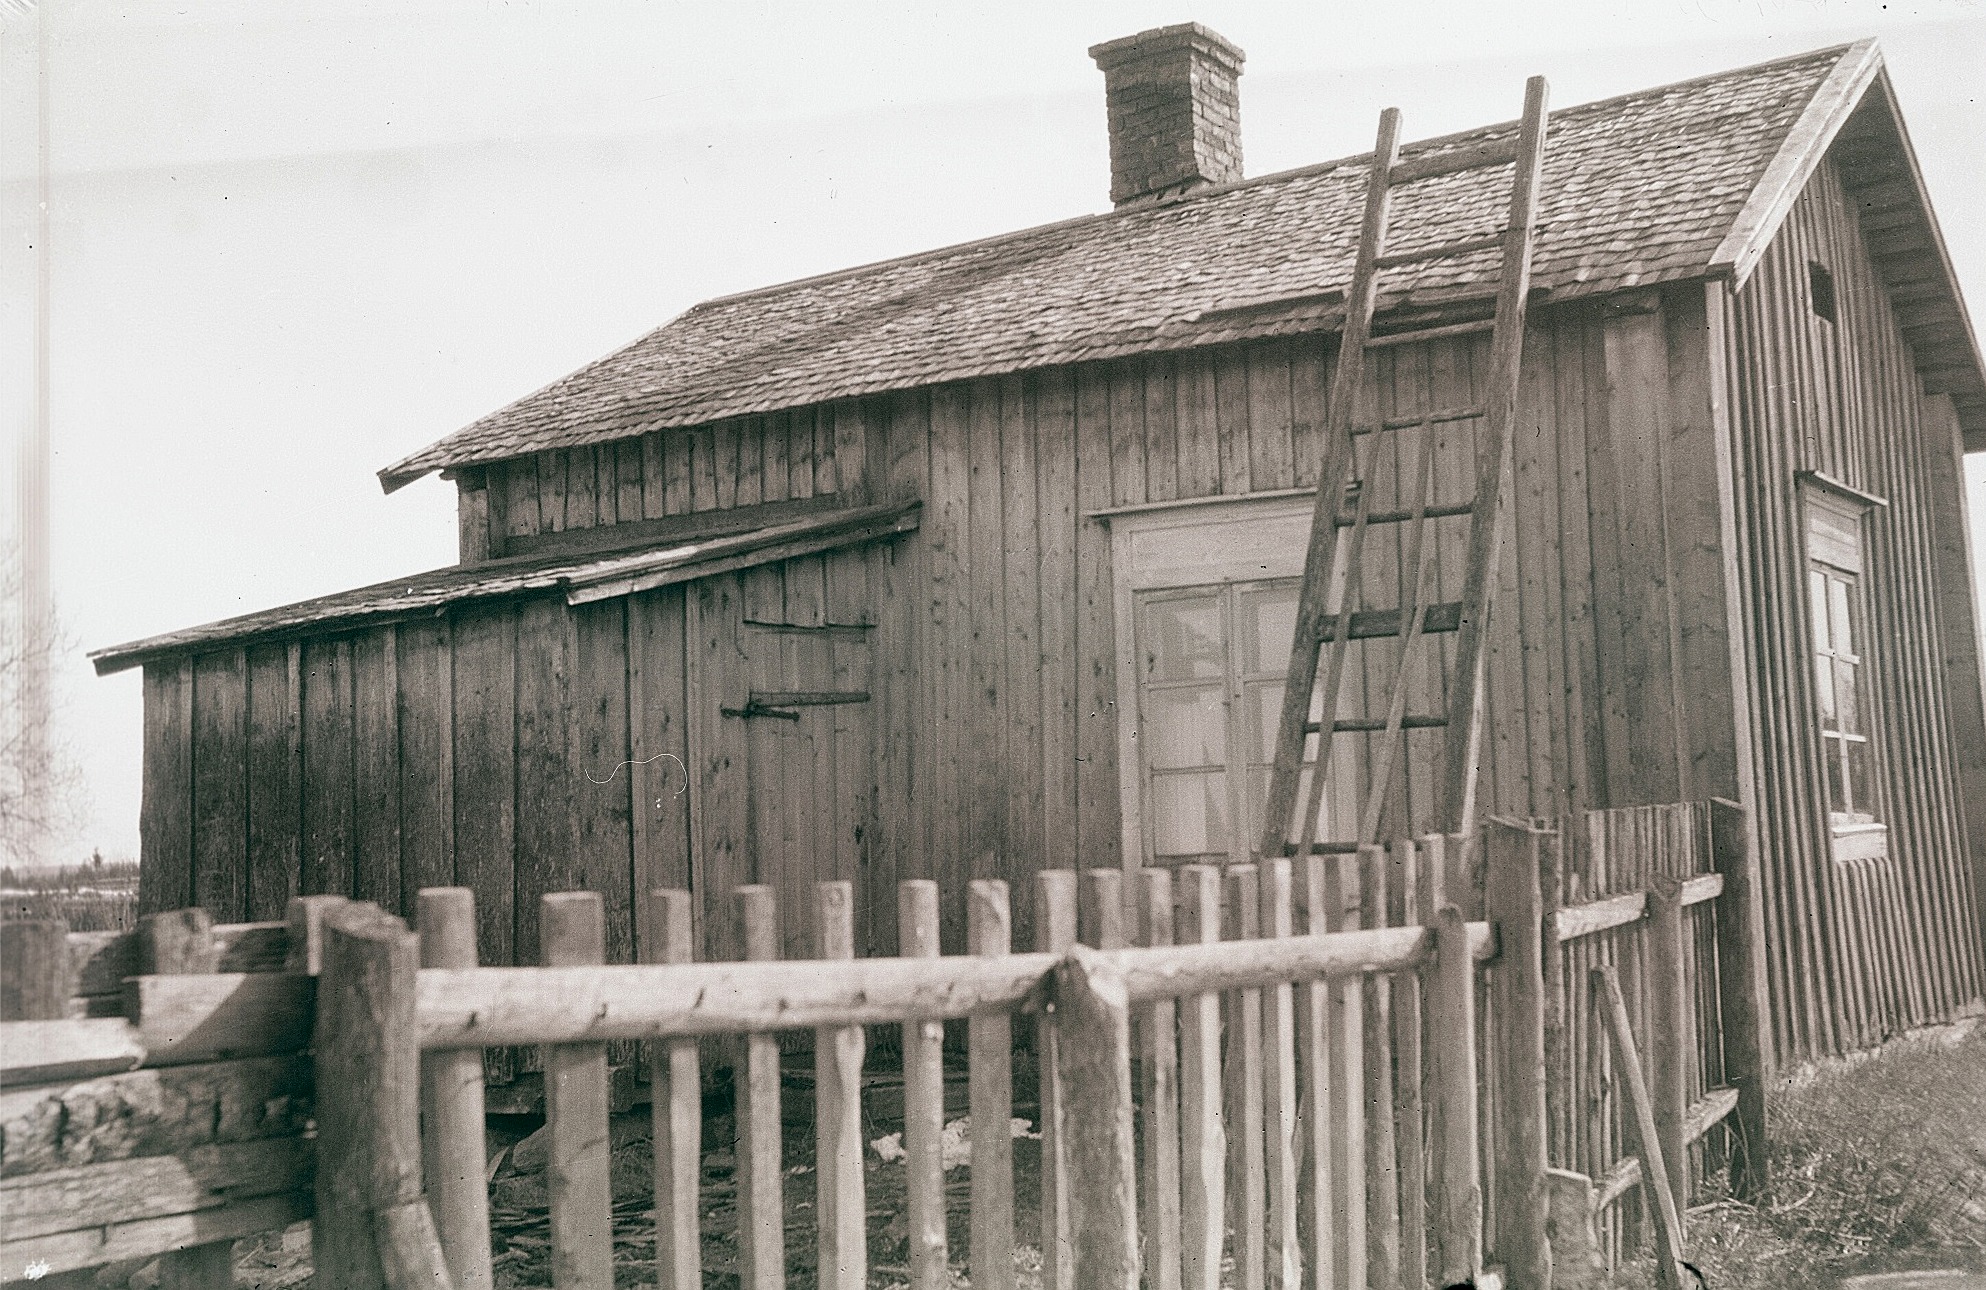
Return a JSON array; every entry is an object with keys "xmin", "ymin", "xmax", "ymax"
[
  {"xmin": 379, "ymin": 39, "xmax": 1986, "ymax": 488},
  {"xmin": 89, "ymin": 502, "xmax": 920, "ymax": 675}
]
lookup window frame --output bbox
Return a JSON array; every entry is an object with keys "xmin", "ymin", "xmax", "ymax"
[
  {"xmin": 1796, "ymin": 470, "xmax": 1889, "ymax": 851},
  {"xmin": 1103, "ymin": 490, "xmax": 1326, "ymax": 870}
]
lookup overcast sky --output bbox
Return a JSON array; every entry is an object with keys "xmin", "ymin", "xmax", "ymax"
[{"xmin": 4, "ymin": 0, "xmax": 1983, "ymax": 861}]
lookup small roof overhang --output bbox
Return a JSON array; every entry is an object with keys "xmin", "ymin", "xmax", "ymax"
[{"xmin": 89, "ymin": 500, "xmax": 920, "ymax": 676}]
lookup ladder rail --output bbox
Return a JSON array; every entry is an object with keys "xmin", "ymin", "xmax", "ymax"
[
  {"xmin": 1435, "ymin": 75, "xmax": 1551, "ymax": 836},
  {"xmin": 1256, "ymin": 106, "xmax": 1404, "ymax": 863},
  {"xmin": 1358, "ymin": 423, "xmax": 1441, "ymax": 845},
  {"xmin": 1258, "ymin": 74, "xmax": 1551, "ymax": 863}
]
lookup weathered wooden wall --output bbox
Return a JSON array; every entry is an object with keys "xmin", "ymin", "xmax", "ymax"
[
  {"xmin": 143, "ymin": 312, "xmax": 1742, "ymax": 967},
  {"xmin": 1720, "ymin": 154, "xmax": 1985, "ymax": 1061}
]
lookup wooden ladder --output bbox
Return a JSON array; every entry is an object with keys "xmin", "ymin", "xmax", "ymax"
[{"xmin": 1257, "ymin": 77, "xmax": 1551, "ymax": 863}]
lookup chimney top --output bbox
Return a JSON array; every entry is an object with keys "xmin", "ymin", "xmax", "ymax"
[{"xmin": 1089, "ymin": 23, "xmax": 1246, "ymax": 209}]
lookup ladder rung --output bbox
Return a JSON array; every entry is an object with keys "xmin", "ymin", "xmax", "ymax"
[
  {"xmin": 1308, "ymin": 714, "xmax": 1451, "ymax": 735},
  {"xmin": 1335, "ymin": 499, "xmax": 1475, "ymax": 527},
  {"xmin": 1311, "ymin": 600, "xmax": 1464, "ymax": 644},
  {"xmin": 1389, "ymin": 137, "xmax": 1519, "ymax": 185},
  {"xmin": 1352, "ymin": 404, "xmax": 1487, "ymax": 436},
  {"xmin": 1280, "ymin": 840, "xmax": 1362, "ymax": 856},
  {"xmin": 1373, "ymin": 232, "xmax": 1504, "ymax": 270},
  {"xmin": 1366, "ymin": 318, "xmax": 1496, "ymax": 349}
]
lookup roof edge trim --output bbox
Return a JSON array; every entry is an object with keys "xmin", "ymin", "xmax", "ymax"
[{"xmin": 1709, "ymin": 38, "xmax": 1881, "ymax": 287}]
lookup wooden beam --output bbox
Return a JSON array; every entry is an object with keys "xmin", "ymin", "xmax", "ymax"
[
  {"xmin": 0, "ymin": 1018, "xmax": 146, "ymax": 1086},
  {"xmin": 0, "ymin": 1137, "xmax": 311, "ymax": 1241},
  {"xmin": 124, "ymin": 973, "xmax": 316, "ymax": 1066}
]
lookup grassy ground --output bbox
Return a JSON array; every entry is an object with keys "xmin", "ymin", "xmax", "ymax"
[{"xmin": 1609, "ymin": 1019, "xmax": 1986, "ymax": 1289}]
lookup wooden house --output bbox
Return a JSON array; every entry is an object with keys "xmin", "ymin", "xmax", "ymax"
[{"xmin": 95, "ymin": 27, "xmax": 1986, "ymax": 1062}]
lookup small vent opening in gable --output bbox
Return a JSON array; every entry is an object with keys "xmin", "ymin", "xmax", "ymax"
[{"xmin": 1809, "ymin": 261, "xmax": 1838, "ymax": 324}]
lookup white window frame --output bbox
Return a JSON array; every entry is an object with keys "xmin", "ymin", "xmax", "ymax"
[
  {"xmin": 1102, "ymin": 489, "xmax": 1321, "ymax": 872},
  {"xmin": 1796, "ymin": 470, "xmax": 1888, "ymax": 861}
]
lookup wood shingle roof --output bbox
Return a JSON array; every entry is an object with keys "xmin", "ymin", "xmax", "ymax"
[{"xmin": 381, "ymin": 40, "xmax": 1985, "ymax": 489}]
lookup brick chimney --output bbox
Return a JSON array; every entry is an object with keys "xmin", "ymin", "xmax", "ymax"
[{"xmin": 1089, "ymin": 22, "xmax": 1245, "ymax": 208}]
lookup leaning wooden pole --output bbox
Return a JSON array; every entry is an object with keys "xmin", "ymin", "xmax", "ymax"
[{"xmin": 313, "ymin": 902, "xmax": 456, "ymax": 1290}]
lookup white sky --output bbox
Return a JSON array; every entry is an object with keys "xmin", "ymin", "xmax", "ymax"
[{"xmin": 3, "ymin": 0, "xmax": 1983, "ymax": 861}]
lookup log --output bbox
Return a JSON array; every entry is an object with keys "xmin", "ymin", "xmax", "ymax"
[
  {"xmin": 1710, "ymin": 798, "xmax": 1771, "ymax": 1200},
  {"xmin": 0, "ymin": 1136, "xmax": 311, "ymax": 1239},
  {"xmin": 0, "ymin": 1054, "xmax": 312, "ymax": 1178},
  {"xmin": 124, "ymin": 973, "xmax": 316, "ymax": 1065},
  {"xmin": 1429, "ymin": 905, "xmax": 1483, "ymax": 1286},
  {"xmin": 541, "ymin": 893, "xmax": 615, "ymax": 1290},
  {"xmin": 1594, "ymin": 964, "xmax": 1688, "ymax": 1290},
  {"xmin": 0, "ymin": 1190, "xmax": 310, "ymax": 1280},
  {"xmin": 2, "ymin": 920, "xmax": 71, "ymax": 1020},
  {"xmin": 285, "ymin": 895, "xmax": 350, "ymax": 975},
  {"xmin": 139, "ymin": 908, "xmax": 222, "ymax": 975},
  {"xmin": 69, "ymin": 920, "xmax": 289, "ymax": 1001},
  {"xmin": 1035, "ymin": 870, "xmax": 1077, "ymax": 1290},
  {"xmin": 900, "ymin": 880, "xmax": 946, "ymax": 1290},
  {"xmin": 1486, "ymin": 820, "xmax": 1551, "ymax": 1290},
  {"xmin": 647, "ymin": 889, "xmax": 702, "ymax": 1290},
  {"xmin": 418, "ymin": 889, "xmax": 494, "ymax": 1290},
  {"xmin": 968, "ymin": 880, "xmax": 1015, "ymax": 1290},
  {"xmin": 311, "ymin": 902, "xmax": 451, "ymax": 1290},
  {"xmin": 817, "ymin": 881, "xmax": 867, "ymax": 1290},
  {"xmin": 1545, "ymin": 1168, "xmax": 1606, "ymax": 1290},
  {"xmin": 1647, "ymin": 875, "xmax": 1690, "ymax": 1230},
  {"xmin": 1175, "ymin": 866, "xmax": 1225, "ymax": 1290},
  {"xmin": 0, "ymin": 1019, "xmax": 146, "ymax": 1087},
  {"xmin": 1050, "ymin": 946, "xmax": 1139, "ymax": 1290}
]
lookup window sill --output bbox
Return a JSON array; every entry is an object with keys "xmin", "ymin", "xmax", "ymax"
[{"xmin": 1829, "ymin": 820, "xmax": 1888, "ymax": 863}]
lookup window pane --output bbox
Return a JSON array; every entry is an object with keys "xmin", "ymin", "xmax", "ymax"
[
  {"xmin": 1143, "ymin": 596, "xmax": 1225, "ymax": 681},
  {"xmin": 1813, "ymin": 652, "xmax": 1836, "ymax": 724},
  {"xmin": 1834, "ymin": 658, "xmax": 1859, "ymax": 736},
  {"xmin": 1239, "ymin": 585, "xmax": 1299, "ymax": 675},
  {"xmin": 1810, "ymin": 569, "xmax": 1831, "ymax": 651},
  {"xmin": 1248, "ymin": 681, "xmax": 1329, "ymax": 764},
  {"xmin": 1145, "ymin": 686, "xmax": 1227, "ymax": 769},
  {"xmin": 1846, "ymin": 737, "xmax": 1876, "ymax": 821},
  {"xmin": 1823, "ymin": 733, "xmax": 1847, "ymax": 816},
  {"xmin": 1150, "ymin": 771, "xmax": 1231, "ymax": 857},
  {"xmin": 1248, "ymin": 765, "xmax": 1332, "ymax": 852},
  {"xmin": 1829, "ymin": 576, "xmax": 1855, "ymax": 658}
]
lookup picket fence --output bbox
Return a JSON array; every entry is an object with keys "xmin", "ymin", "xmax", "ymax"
[{"xmin": 0, "ymin": 802, "xmax": 1766, "ymax": 1290}]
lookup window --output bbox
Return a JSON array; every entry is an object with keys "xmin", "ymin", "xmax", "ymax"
[
  {"xmin": 1105, "ymin": 493, "xmax": 1339, "ymax": 867},
  {"xmin": 1799, "ymin": 473, "xmax": 1887, "ymax": 837},
  {"xmin": 1135, "ymin": 581, "xmax": 1329, "ymax": 863}
]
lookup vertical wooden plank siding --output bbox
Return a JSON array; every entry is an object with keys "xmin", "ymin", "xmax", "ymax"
[
  {"xmin": 397, "ymin": 620, "xmax": 456, "ymax": 908},
  {"xmin": 1727, "ymin": 157, "xmax": 1985, "ymax": 1059},
  {"xmin": 190, "ymin": 650, "xmax": 249, "ymax": 920},
  {"xmin": 452, "ymin": 604, "xmax": 518, "ymax": 979},
  {"xmin": 300, "ymin": 637, "xmax": 356, "ymax": 900},
  {"xmin": 138, "ymin": 659, "xmax": 195, "ymax": 913},
  {"xmin": 245, "ymin": 643, "xmax": 302, "ymax": 920},
  {"xmin": 351, "ymin": 629, "xmax": 403, "ymax": 912}
]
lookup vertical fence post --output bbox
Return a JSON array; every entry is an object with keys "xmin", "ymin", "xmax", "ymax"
[
  {"xmin": 1177, "ymin": 865, "xmax": 1226, "ymax": 1290},
  {"xmin": 1485, "ymin": 818, "xmax": 1552, "ymax": 1290},
  {"xmin": 419, "ymin": 889, "xmax": 495, "ymax": 1290},
  {"xmin": 1138, "ymin": 868, "xmax": 1183, "ymax": 1290},
  {"xmin": 139, "ymin": 908, "xmax": 239, "ymax": 1290},
  {"xmin": 648, "ymin": 889, "xmax": 703, "ymax": 1290},
  {"xmin": 1050, "ymin": 944, "xmax": 1140, "ymax": 1290},
  {"xmin": 900, "ymin": 879, "xmax": 947, "ymax": 1290},
  {"xmin": 1294, "ymin": 857, "xmax": 1336, "ymax": 1290},
  {"xmin": 1390, "ymin": 838, "xmax": 1428, "ymax": 1290},
  {"xmin": 1710, "ymin": 798, "xmax": 1771, "ymax": 1200},
  {"xmin": 285, "ymin": 894, "xmax": 350, "ymax": 976},
  {"xmin": 1223, "ymin": 863, "xmax": 1266, "ymax": 1290},
  {"xmin": 313, "ymin": 902, "xmax": 455, "ymax": 1290},
  {"xmin": 1260, "ymin": 859, "xmax": 1301, "ymax": 1290},
  {"xmin": 1035, "ymin": 870, "xmax": 1078, "ymax": 1290},
  {"xmin": 817, "ymin": 881, "xmax": 867, "ymax": 1290},
  {"xmin": 1358, "ymin": 844, "xmax": 1401, "ymax": 1290},
  {"xmin": 541, "ymin": 892, "xmax": 614, "ymax": 1290},
  {"xmin": 0, "ymin": 919, "xmax": 69, "ymax": 1020},
  {"xmin": 1429, "ymin": 905, "xmax": 1483, "ymax": 1287},
  {"xmin": 968, "ymin": 879, "xmax": 1015, "ymax": 1290},
  {"xmin": 1647, "ymin": 873, "xmax": 1690, "ymax": 1229},
  {"xmin": 736, "ymin": 885, "xmax": 787, "ymax": 1290},
  {"xmin": 1327, "ymin": 853, "xmax": 1369, "ymax": 1289}
]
